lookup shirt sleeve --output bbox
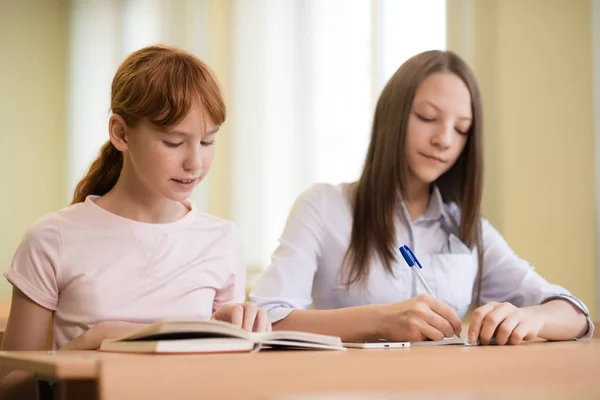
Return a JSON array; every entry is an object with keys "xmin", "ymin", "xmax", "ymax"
[
  {"xmin": 250, "ymin": 185, "xmax": 325, "ymax": 323},
  {"xmin": 480, "ymin": 218, "xmax": 594, "ymax": 340},
  {"xmin": 213, "ymin": 223, "xmax": 247, "ymax": 309},
  {"xmin": 4, "ymin": 216, "xmax": 62, "ymax": 310}
]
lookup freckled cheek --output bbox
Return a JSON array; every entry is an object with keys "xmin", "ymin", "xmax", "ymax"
[
  {"xmin": 138, "ymin": 148, "xmax": 165, "ymax": 166},
  {"xmin": 144, "ymin": 151, "xmax": 182, "ymax": 176},
  {"xmin": 160, "ymin": 152, "xmax": 182, "ymax": 167}
]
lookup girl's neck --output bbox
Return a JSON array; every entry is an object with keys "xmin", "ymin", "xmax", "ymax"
[
  {"xmin": 404, "ymin": 180, "xmax": 431, "ymax": 222},
  {"xmin": 95, "ymin": 174, "xmax": 189, "ymax": 225}
]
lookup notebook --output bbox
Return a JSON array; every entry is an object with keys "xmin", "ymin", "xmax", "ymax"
[
  {"xmin": 98, "ymin": 320, "xmax": 345, "ymax": 354},
  {"xmin": 411, "ymin": 337, "xmax": 479, "ymax": 346}
]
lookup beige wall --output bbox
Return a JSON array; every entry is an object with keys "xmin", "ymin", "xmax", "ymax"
[
  {"xmin": 0, "ymin": 0, "xmax": 68, "ymax": 298},
  {"xmin": 206, "ymin": 0, "xmax": 233, "ymax": 219},
  {"xmin": 448, "ymin": 0, "xmax": 596, "ymax": 318}
]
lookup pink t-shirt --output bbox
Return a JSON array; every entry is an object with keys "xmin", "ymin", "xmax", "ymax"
[{"xmin": 5, "ymin": 196, "xmax": 246, "ymax": 349}]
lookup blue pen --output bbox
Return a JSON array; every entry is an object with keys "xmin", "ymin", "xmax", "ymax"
[{"xmin": 399, "ymin": 245, "xmax": 436, "ymax": 299}]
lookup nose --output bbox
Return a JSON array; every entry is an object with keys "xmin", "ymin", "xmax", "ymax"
[
  {"xmin": 431, "ymin": 122, "xmax": 453, "ymax": 149},
  {"xmin": 183, "ymin": 143, "xmax": 203, "ymax": 173}
]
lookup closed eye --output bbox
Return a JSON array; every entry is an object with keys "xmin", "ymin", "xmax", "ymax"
[
  {"xmin": 163, "ymin": 141, "xmax": 183, "ymax": 148},
  {"xmin": 416, "ymin": 114, "xmax": 435, "ymax": 122},
  {"xmin": 201, "ymin": 140, "xmax": 215, "ymax": 146}
]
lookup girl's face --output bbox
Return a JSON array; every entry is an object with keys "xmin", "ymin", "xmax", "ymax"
[
  {"xmin": 405, "ymin": 72, "xmax": 473, "ymax": 188},
  {"xmin": 120, "ymin": 102, "xmax": 218, "ymax": 203}
]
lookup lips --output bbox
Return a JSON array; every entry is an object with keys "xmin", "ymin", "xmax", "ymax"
[
  {"xmin": 420, "ymin": 153, "xmax": 446, "ymax": 163},
  {"xmin": 174, "ymin": 178, "xmax": 195, "ymax": 184},
  {"xmin": 172, "ymin": 177, "xmax": 200, "ymax": 185}
]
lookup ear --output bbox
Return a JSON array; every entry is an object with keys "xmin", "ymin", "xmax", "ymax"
[{"xmin": 108, "ymin": 114, "xmax": 130, "ymax": 152}]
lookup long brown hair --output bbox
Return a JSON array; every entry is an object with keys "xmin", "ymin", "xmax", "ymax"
[
  {"xmin": 72, "ymin": 45, "xmax": 226, "ymax": 204},
  {"xmin": 343, "ymin": 50, "xmax": 484, "ymax": 301}
]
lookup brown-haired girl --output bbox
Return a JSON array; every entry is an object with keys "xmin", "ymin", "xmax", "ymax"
[{"xmin": 251, "ymin": 50, "xmax": 593, "ymax": 345}]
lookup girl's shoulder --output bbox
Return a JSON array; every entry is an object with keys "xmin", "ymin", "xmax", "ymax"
[
  {"xmin": 21, "ymin": 202, "xmax": 89, "ymax": 240},
  {"xmin": 13, "ymin": 202, "xmax": 91, "ymax": 263}
]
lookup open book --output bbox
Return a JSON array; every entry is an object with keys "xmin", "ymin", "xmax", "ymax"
[
  {"xmin": 99, "ymin": 320, "xmax": 345, "ymax": 354},
  {"xmin": 411, "ymin": 336, "xmax": 479, "ymax": 346}
]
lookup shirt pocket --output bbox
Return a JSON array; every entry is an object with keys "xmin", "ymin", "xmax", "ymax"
[{"xmin": 422, "ymin": 250, "xmax": 478, "ymax": 317}]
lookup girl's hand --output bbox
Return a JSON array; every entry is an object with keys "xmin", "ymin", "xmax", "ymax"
[
  {"xmin": 379, "ymin": 294, "xmax": 463, "ymax": 342},
  {"xmin": 468, "ymin": 302, "xmax": 544, "ymax": 345},
  {"xmin": 212, "ymin": 302, "xmax": 271, "ymax": 332},
  {"xmin": 61, "ymin": 321, "xmax": 148, "ymax": 350}
]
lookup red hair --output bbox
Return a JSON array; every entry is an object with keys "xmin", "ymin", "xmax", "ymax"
[{"xmin": 72, "ymin": 45, "xmax": 226, "ymax": 204}]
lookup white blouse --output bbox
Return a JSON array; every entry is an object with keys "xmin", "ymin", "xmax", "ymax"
[{"xmin": 250, "ymin": 183, "xmax": 594, "ymax": 339}]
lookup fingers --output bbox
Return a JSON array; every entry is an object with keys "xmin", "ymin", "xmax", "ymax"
[
  {"xmin": 230, "ymin": 304, "xmax": 244, "ymax": 328},
  {"xmin": 252, "ymin": 308, "xmax": 270, "ymax": 333},
  {"xmin": 423, "ymin": 296, "xmax": 462, "ymax": 335},
  {"xmin": 418, "ymin": 322, "xmax": 446, "ymax": 341},
  {"xmin": 216, "ymin": 303, "xmax": 270, "ymax": 333},
  {"xmin": 494, "ymin": 315, "xmax": 519, "ymax": 345},
  {"xmin": 479, "ymin": 303, "xmax": 514, "ymax": 345},
  {"xmin": 240, "ymin": 302, "xmax": 258, "ymax": 332},
  {"xmin": 509, "ymin": 321, "xmax": 533, "ymax": 345},
  {"xmin": 422, "ymin": 305, "xmax": 456, "ymax": 338},
  {"xmin": 468, "ymin": 302, "xmax": 498, "ymax": 342},
  {"xmin": 402, "ymin": 295, "xmax": 458, "ymax": 341},
  {"xmin": 470, "ymin": 302, "xmax": 521, "ymax": 345},
  {"xmin": 402, "ymin": 312, "xmax": 442, "ymax": 342},
  {"xmin": 469, "ymin": 303, "xmax": 541, "ymax": 346}
]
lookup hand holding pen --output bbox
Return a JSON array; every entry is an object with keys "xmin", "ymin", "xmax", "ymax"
[
  {"xmin": 353, "ymin": 245, "xmax": 462, "ymax": 342},
  {"xmin": 378, "ymin": 292, "xmax": 463, "ymax": 342},
  {"xmin": 396, "ymin": 244, "xmax": 463, "ymax": 339}
]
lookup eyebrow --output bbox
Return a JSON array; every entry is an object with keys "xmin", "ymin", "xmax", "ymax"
[
  {"xmin": 420, "ymin": 100, "xmax": 472, "ymax": 121},
  {"xmin": 164, "ymin": 126, "xmax": 221, "ymax": 136}
]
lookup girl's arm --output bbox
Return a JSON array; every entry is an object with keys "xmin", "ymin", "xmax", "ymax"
[
  {"xmin": 0, "ymin": 288, "xmax": 53, "ymax": 398},
  {"xmin": 531, "ymin": 299, "xmax": 589, "ymax": 339},
  {"xmin": 0, "ymin": 288, "xmax": 146, "ymax": 399},
  {"xmin": 59, "ymin": 321, "xmax": 148, "ymax": 350},
  {"xmin": 273, "ymin": 294, "xmax": 463, "ymax": 342},
  {"xmin": 468, "ymin": 299, "xmax": 587, "ymax": 345}
]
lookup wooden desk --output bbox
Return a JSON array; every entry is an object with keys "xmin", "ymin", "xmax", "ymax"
[
  {"xmin": 0, "ymin": 351, "xmax": 99, "ymax": 399},
  {"xmin": 1, "ymin": 340, "xmax": 599, "ymax": 399}
]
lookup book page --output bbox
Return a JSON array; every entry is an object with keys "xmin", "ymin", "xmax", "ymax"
[
  {"xmin": 117, "ymin": 320, "xmax": 251, "ymax": 342},
  {"xmin": 250, "ymin": 331, "xmax": 344, "ymax": 347}
]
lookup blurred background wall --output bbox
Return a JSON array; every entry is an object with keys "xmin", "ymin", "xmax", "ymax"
[
  {"xmin": 0, "ymin": 0, "xmax": 597, "ymax": 318},
  {"xmin": 0, "ymin": 0, "xmax": 68, "ymax": 300}
]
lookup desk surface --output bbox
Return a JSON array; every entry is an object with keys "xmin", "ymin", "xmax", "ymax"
[
  {"xmin": 0, "ymin": 350, "xmax": 98, "ymax": 379},
  {"xmin": 1, "ymin": 340, "xmax": 599, "ymax": 399}
]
